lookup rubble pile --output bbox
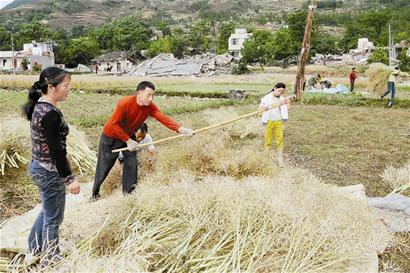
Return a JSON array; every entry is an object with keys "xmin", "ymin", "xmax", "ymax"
[
  {"xmin": 312, "ymin": 52, "xmax": 372, "ymax": 66},
  {"xmin": 128, "ymin": 53, "xmax": 235, "ymax": 77}
]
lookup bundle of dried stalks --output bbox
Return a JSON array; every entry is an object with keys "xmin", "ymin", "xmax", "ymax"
[
  {"xmin": 33, "ymin": 169, "xmax": 389, "ymax": 273},
  {"xmin": 0, "ymin": 118, "xmax": 30, "ymax": 176},
  {"xmin": 66, "ymin": 126, "xmax": 97, "ymax": 176},
  {"xmin": 365, "ymin": 63, "xmax": 393, "ymax": 95},
  {"xmin": 383, "ymin": 161, "xmax": 410, "ymax": 194},
  {"xmin": 0, "ymin": 118, "xmax": 96, "ymax": 177},
  {"xmin": 143, "ymin": 114, "xmax": 276, "ymax": 184}
]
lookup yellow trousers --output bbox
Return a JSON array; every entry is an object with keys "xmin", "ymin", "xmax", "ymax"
[{"xmin": 264, "ymin": 120, "xmax": 284, "ymax": 151}]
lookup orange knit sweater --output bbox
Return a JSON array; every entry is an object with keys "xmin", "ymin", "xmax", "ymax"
[{"xmin": 103, "ymin": 96, "xmax": 180, "ymax": 142}]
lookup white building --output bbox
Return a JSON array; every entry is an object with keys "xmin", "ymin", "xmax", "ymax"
[
  {"xmin": 228, "ymin": 29, "xmax": 251, "ymax": 58},
  {"xmin": 0, "ymin": 41, "xmax": 55, "ymax": 72}
]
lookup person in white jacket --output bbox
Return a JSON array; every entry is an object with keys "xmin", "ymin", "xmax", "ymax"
[
  {"xmin": 259, "ymin": 82, "xmax": 290, "ymax": 166},
  {"xmin": 118, "ymin": 123, "xmax": 156, "ymax": 163}
]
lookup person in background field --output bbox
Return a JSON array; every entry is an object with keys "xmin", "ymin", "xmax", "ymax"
[
  {"xmin": 381, "ymin": 66, "xmax": 408, "ymax": 107},
  {"xmin": 91, "ymin": 81, "xmax": 194, "ymax": 200},
  {"xmin": 95, "ymin": 63, "xmax": 99, "ymax": 74},
  {"xmin": 349, "ymin": 67, "xmax": 358, "ymax": 92},
  {"xmin": 22, "ymin": 67, "xmax": 81, "ymax": 267},
  {"xmin": 308, "ymin": 73, "xmax": 322, "ymax": 90},
  {"xmin": 259, "ymin": 82, "xmax": 290, "ymax": 166}
]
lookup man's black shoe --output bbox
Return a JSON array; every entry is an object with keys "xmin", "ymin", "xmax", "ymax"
[{"xmin": 89, "ymin": 193, "xmax": 101, "ymax": 202}]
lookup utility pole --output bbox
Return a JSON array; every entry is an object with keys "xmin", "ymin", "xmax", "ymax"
[
  {"xmin": 11, "ymin": 26, "xmax": 16, "ymax": 74},
  {"xmin": 388, "ymin": 23, "xmax": 393, "ymax": 67},
  {"xmin": 294, "ymin": 0, "xmax": 317, "ymax": 101}
]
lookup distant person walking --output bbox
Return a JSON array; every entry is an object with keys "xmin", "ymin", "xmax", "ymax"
[
  {"xmin": 381, "ymin": 67, "xmax": 408, "ymax": 107},
  {"xmin": 95, "ymin": 64, "xmax": 99, "ymax": 74},
  {"xmin": 349, "ymin": 67, "xmax": 358, "ymax": 92}
]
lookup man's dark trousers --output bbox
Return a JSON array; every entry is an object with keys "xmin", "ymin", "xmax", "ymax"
[{"xmin": 92, "ymin": 134, "xmax": 137, "ymax": 197}]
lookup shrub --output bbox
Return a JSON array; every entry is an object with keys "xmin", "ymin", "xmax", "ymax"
[{"xmin": 231, "ymin": 61, "xmax": 250, "ymax": 75}]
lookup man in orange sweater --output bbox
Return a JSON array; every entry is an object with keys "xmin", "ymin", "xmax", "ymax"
[{"xmin": 91, "ymin": 81, "xmax": 193, "ymax": 200}]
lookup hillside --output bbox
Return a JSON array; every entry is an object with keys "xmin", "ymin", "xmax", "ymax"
[
  {"xmin": 2, "ymin": 0, "xmax": 409, "ymax": 31},
  {"xmin": 0, "ymin": 0, "xmax": 369, "ymax": 30}
]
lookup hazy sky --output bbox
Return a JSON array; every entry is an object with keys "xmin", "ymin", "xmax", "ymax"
[{"xmin": 0, "ymin": 0, "xmax": 14, "ymax": 10}]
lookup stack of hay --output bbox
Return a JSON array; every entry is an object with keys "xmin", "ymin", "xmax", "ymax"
[{"xmin": 365, "ymin": 63, "xmax": 393, "ymax": 95}]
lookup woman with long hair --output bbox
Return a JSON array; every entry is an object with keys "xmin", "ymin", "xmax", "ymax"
[{"xmin": 23, "ymin": 67, "xmax": 80, "ymax": 266}]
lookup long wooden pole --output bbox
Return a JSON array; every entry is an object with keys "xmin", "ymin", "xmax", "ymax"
[
  {"xmin": 112, "ymin": 95, "xmax": 296, "ymax": 153},
  {"xmin": 294, "ymin": 0, "xmax": 317, "ymax": 101}
]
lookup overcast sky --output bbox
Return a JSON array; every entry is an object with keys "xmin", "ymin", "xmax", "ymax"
[{"xmin": 0, "ymin": 0, "xmax": 14, "ymax": 10}]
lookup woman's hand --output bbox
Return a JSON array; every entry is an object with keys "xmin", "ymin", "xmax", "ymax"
[{"xmin": 67, "ymin": 179, "xmax": 81, "ymax": 194}]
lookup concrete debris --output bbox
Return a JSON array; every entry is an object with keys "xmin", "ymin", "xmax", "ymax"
[
  {"xmin": 128, "ymin": 53, "xmax": 234, "ymax": 77},
  {"xmin": 357, "ymin": 38, "xmax": 375, "ymax": 52},
  {"xmin": 312, "ymin": 52, "xmax": 371, "ymax": 66},
  {"xmin": 312, "ymin": 37, "xmax": 375, "ymax": 66},
  {"xmin": 368, "ymin": 194, "xmax": 410, "ymax": 232},
  {"xmin": 76, "ymin": 64, "xmax": 92, "ymax": 72}
]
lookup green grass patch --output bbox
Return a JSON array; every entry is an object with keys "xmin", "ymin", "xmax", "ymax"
[
  {"xmin": 401, "ymin": 85, "xmax": 410, "ymax": 92},
  {"xmin": 301, "ymin": 92, "xmax": 410, "ymax": 108}
]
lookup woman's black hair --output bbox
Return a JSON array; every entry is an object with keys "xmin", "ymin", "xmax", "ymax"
[
  {"xmin": 274, "ymin": 82, "xmax": 286, "ymax": 89},
  {"xmin": 23, "ymin": 67, "xmax": 71, "ymax": 120},
  {"xmin": 269, "ymin": 82, "xmax": 287, "ymax": 93}
]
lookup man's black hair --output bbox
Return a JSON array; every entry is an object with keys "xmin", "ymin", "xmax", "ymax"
[
  {"xmin": 136, "ymin": 81, "xmax": 155, "ymax": 91},
  {"xmin": 139, "ymin": 123, "xmax": 148, "ymax": 133}
]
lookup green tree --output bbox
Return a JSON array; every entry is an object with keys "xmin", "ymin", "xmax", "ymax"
[
  {"xmin": 270, "ymin": 28, "xmax": 299, "ymax": 68},
  {"xmin": 217, "ymin": 22, "xmax": 236, "ymax": 54},
  {"xmin": 271, "ymin": 28, "xmax": 299, "ymax": 60},
  {"xmin": 91, "ymin": 16, "xmax": 152, "ymax": 52},
  {"xmin": 367, "ymin": 48, "xmax": 389, "ymax": 65},
  {"xmin": 71, "ymin": 25, "xmax": 88, "ymax": 38},
  {"xmin": 90, "ymin": 22, "xmax": 115, "ymax": 50},
  {"xmin": 155, "ymin": 21, "xmax": 171, "ymax": 36},
  {"xmin": 146, "ymin": 37, "xmax": 173, "ymax": 58},
  {"xmin": 146, "ymin": 36, "xmax": 188, "ymax": 59},
  {"xmin": 340, "ymin": 22, "xmax": 366, "ymax": 52},
  {"xmin": 398, "ymin": 51, "xmax": 410, "ymax": 72},
  {"xmin": 241, "ymin": 30, "xmax": 274, "ymax": 70},
  {"xmin": 311, "ymin": 32, "xmax": 341, "ymax": 56},
  {"xmin": 65, "ymin": 37, "xmax": 100, "ymax": 67},
  {"xmin": 187, "ymin": 20, "xmax": 212, "ymax": 54},
  {"xmin": 15, "ymin": 21, "xmax": 56, "ymax": 49},
  {"xmin": 111, "ymin": 17, "xmax": 152, "ymax": 51},
  {"xmin": 0, "ymin": 26, "xmax": 11, "ymax": 50},
  {"xmin": 340, "ymin": 10, "xmax": 392, "ymax": 51},
  {"xmin": 170, "ymin": 36, "xmax": 188, "ymax": 59},
  {"xmin": 287, "ymin": 11, "xmax": 308, "ymax": 44}
]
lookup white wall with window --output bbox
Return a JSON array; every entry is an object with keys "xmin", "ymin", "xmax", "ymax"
[{"xmin": 228, "ymin": 29, "xmax": 251, "ymax": 58}]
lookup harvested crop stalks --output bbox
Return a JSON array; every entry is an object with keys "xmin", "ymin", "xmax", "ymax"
[{"xmin": 0, "ymin": 118, "xmax": 30, "ymax": 176}]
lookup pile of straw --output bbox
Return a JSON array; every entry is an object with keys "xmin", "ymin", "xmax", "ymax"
[
  {"xmin": 0, "ymin": 118, "xmax": 96, "ymax": 177},
  {"xmin": 67, "ymin": 126, "xmax": 97, "ymax": 176},
  {"xmin": 0, "ymin": 118, "xmax": 30, "ymax": 176},
  {"xmin": 383, "ymin": 160, "xmax": 410, "ymax": 194},
  {"xmin": 365, "ymin": 63, "xmax": 393, "ymax": 95},
  {"xmin": 30, "ymin": 170, "xmax": 390, "ymax": 273}
]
